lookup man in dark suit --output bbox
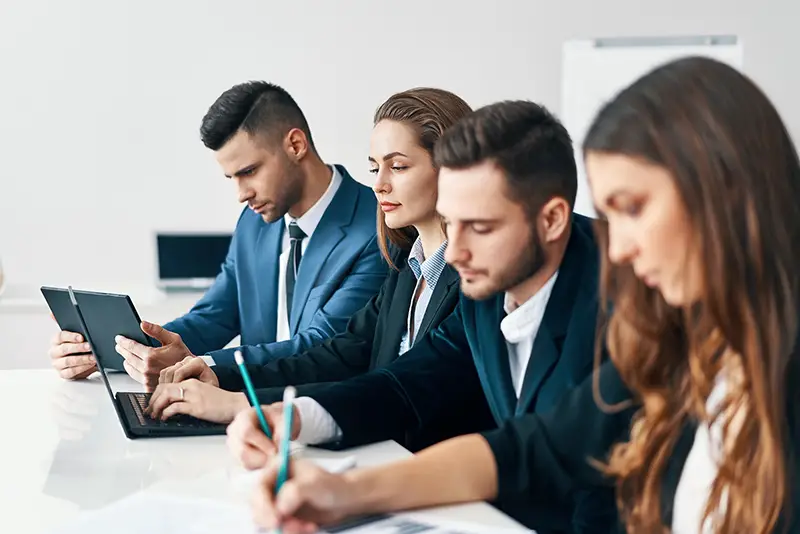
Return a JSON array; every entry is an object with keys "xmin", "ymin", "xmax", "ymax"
[
  {"xmin": 49, "ymin": 81, "xmax": 386, "ymax": 389},
  {"xmin": 228, "ymin": 101, "xmax": 618, "ymax": 534}
]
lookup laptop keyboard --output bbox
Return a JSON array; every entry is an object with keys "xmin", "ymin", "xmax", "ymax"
[{"xmin": 125, "ymin": 392, "xmax": 221, "ymax": 428}]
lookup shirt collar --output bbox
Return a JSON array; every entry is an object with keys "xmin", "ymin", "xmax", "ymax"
[
  {"xmin": 500, "ymin": 271, "xmax": 559, "ymax": 344},
  {"xmin": 407, "ymin": 238, "xmax": 448, "ymax": 291},
  {"xmin": 283, "ymin": 165, "xmax": 342, "ymax": 239}
]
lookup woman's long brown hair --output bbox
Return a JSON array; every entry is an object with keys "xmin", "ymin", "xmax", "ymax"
[
  {"xmin": 372, "ymin": 88, "xmax": 472, "ymax": 269},
  {"xmin": 584, "ymin": 57, "xmax": 800, "ymax": 533}
]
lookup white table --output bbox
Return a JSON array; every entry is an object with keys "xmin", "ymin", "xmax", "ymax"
[{"xmin": 0, "ymin": 369, "xmax": 526, "ymax": 532}]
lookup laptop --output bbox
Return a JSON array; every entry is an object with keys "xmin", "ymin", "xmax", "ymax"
[
  {"xmin": 155, "ymin": 233, "xmax": 232, "ymax": 292},
  {"xmin": 66, "ymin": 286, "xmax": 227, "ymax": 439}
]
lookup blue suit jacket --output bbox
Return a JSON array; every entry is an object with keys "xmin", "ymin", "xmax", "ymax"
[
  {"xmin": 308, "ymin": 214, "xmax": 617, "ymax": 533},
  {"xmin": 163, "ymin": 166, "xmax": 387, "ymax": 366}
]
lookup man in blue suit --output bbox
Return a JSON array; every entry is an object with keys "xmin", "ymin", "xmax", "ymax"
[{"xmin": 49, "ymin": 81, "xmax": 386, "ymax": 389}]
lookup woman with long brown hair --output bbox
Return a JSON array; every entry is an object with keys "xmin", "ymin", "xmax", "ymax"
[{"xmin": 243, "ymin": 57, "xmax": 800, "ymax": 534}]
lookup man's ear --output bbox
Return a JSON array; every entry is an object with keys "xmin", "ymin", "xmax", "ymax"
[
  {"xmin": 539, "ymin": 197, "xmax": 571, "ymax": 243},
  {"xmin": 285, "ymin": 128, "xmax": 309, "ymax": 160}
]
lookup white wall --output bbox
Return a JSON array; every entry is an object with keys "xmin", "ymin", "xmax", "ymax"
[{"xmin": 1, "ymin": 0, "xmax": 799, "ymax": 293}]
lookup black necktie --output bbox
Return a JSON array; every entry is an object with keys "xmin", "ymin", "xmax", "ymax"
[{"xmin": 285, "ymin": 220, "xmax": 306, "ymax": 320}]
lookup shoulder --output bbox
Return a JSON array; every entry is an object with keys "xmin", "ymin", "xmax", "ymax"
[
  {"xmin": 232, "ymin": 206, "xmax": 280, "ymax": 238},
  {"xmin": 571, "ymin": 213, "xmax": 599, "ymax": 250},
  {"xmin": 333, "ymin": 166, "xmax": 378, "ymax": 232}
]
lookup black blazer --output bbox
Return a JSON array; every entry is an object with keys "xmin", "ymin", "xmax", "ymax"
[
  {"xmin": 212, "ymin": 253, "xmax": 462, "ymax": 404},
  {"xmin": 308, "ymin": 214, "xmax": 618, "ymax": 534},
  {"xmin": 484, "ymin": 355, "xmax": 800, "ymax": 533}
]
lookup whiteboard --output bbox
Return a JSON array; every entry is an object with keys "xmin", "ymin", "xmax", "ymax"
[{"xmin": 561, "ymin": 36, "xmax": 744, "ymax": 217}]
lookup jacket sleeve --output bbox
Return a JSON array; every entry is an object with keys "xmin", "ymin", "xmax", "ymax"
[
  {"xmin": 306, "ymin": 305, "xmax": 494, "ymax": 449},
  {"xmin": 212, "ymin": 274, "xmax": 388, "ymax": 391},
  {"xmin": 482, "ymin": 360, "xmax": 637, "ymax": 505},
  {"xmin": 207, "ymin": 235, "xmax": 387, "ymax": 366},
  {"xmin": 162, "ymin": 211, "xmax": 245, "ymax": 355}
]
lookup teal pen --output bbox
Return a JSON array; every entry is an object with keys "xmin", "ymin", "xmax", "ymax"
[
  {"xmin": 234, "ymin": 350, "xmax": 272, "ymax": 439},
  {"xmin": 275, "ymin": 386, "xmax": 296, "ymax": 494}
]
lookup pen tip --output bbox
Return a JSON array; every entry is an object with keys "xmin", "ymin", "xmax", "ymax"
[{"xmin": 234, "ymin": 350, "xmax": 244, "ymax": 365}]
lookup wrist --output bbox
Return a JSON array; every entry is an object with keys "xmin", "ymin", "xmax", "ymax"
[
  {"xmin": 228, "ymin": 393, "xmax": 250, "ymax": 420},
  {"xmin": 340, "ymin": 467, "xmax": 402, "ymax": 516}
]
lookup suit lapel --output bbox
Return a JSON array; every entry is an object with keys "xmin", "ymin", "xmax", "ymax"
[
  {"xmin": 515, "ymin": 323, "xmax": 561, "ymax": 415},
  {"xmin": 515, "ymin": 217, "xmax": 592, "ymax": 414},
  {"xmin": 376, "ymin": 267, "xmax": 417, "ymax": 367},
  {"xmin": 416, "ymin": 266, "xmax": 459, "ymax": 338},
  {"xmin": 474, "ymin": 296, "xmax": 517, "ymax": 423},
  {"xmin": 288, "ymin": 171, "xmax": 354, "ymax": 333},
  {"xmin": 256, "ymin": 220, "xmax": 284, "ymax": 343}
]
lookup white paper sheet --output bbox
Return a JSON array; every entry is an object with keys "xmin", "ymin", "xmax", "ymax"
[{"xmin": 50, "ymin": 492, "xmax": 532, "ymax": 534}]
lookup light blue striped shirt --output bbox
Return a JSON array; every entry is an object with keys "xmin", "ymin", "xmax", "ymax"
[{"xmin": 398, "ymin": 238, "xmax": 448, "ymax": 355}]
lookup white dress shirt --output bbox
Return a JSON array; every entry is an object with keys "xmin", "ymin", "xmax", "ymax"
[
  {"xmin": 672, "ymin": 375, "xmax": 730, "ymax": 533},
  {"xmin": 202, "ymin": 166, "xmax": 341, "ymax": 366},
  {"xmin": 500, "ymin": 272, "xmax": 558, "ymax": 398},
  {"xmin": 399, "ymin": 239, "xmax": 449, "ymax": 354},
  {"xmin": 295, "ymin": 238, "xmax": 449, "ymax": 445},
  {"xmin": 275, "ymin": 166, "xmax": 342, "ymax": 343}
]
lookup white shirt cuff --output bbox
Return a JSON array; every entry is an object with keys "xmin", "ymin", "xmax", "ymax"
[
  {"xmin": 200, "ymin": 355, "xmax": 216, "ymax": 367},
  {"xmin": 294, "ymin": 396, "xmax": 343, "ymax": 445}
]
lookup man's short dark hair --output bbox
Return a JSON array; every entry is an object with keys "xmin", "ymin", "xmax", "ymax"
[
  {"xmin": 200, "ymin": 81, "xmax": 315, "ymax": 151},
  {"xmin": 433, "ymin": 100, "xmax": 577, "ymax": 216}
]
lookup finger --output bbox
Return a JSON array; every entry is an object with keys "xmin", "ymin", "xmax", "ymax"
[
  {"xmin": 159, "ymin": 367, "xmax": 172, "ymax": 385},
  {"xmin": 116, "ymin": 344, "xmax": 145, "ymax": 373},
  {"xmin": 244, "ymin": 445, "xmax": 272, "ymax": 470},
  {"xmin": 53, "ymin": 342, "xmax": 92, "ymax": 359},
  {"xmin": 173, "ymin": 359, "xmax": 204, "ymax": 382},
  {"xmin": 123, "ymin": 360, "xmax": 146, "ymax": 385},
  {"xmin": 160, "ymin": 401, "xmax": 192, "ymax": 420},
  {"xmin": 226, "ymin": 432, "xmax": 271, "ymax": 470},
  {"xmin": 54, "ymin": 330, "xmax": 83, "ymax": 344},
  {"xmin": 266, "ymin": 405, "xmax": 291, "ymax": 443},
  {"xmin": 141, "ymin": 321, "xmax": 178, "ymax": 345},
  {"xmin": 244, "ymin": 412, "xmax": 279, "ymax": 454},
  {"xmin": 146, "ymin": 384, "xmax": 173, "ymax": 417},
  {"xmin": 58, "ymin": 363, "xmax": 97, "ymax": 380},
  {"xmin": 252, "ymin": 484, "xmax": 280, "ymax": 531},
  {"xmin": 52, "ymin": 354, "xmax": 96, "ymax": 370},
  {"xmin": 114, "ymin": 336, "xmax": 148, "ymax": 358},
  {"xmin": 160, "ymin": 359, "xmax": 184, "ymax": 384},
  {"xmin": 274, "ymin": 480, "xmax": 306, "ymax": 518}
]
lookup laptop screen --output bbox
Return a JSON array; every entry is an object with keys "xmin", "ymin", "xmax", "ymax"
[{"xmin": 156, "ymin": 233, "xmax": 232, "ymax": 282}]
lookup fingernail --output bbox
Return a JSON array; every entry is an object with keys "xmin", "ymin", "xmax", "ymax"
[
  {"xmin": 84, "ymin": 343, "xmax": 91, "ymax": 351},
  {"xmin": 75, "ymin": 334, "xmax": 83, "ymax": 342},
  {"xmin": 114, "ymin": 336, "xmax": 121, "ymax": 343}
]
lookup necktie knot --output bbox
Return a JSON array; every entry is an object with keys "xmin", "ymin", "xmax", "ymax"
[{"xmin": 288, "ymin": 220, "xmax": 306, "ymax": 240}]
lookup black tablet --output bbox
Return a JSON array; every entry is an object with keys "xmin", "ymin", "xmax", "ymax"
[{"xmin": 41, "ymin": 287, "xmax": 153, "ymax": 372}]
